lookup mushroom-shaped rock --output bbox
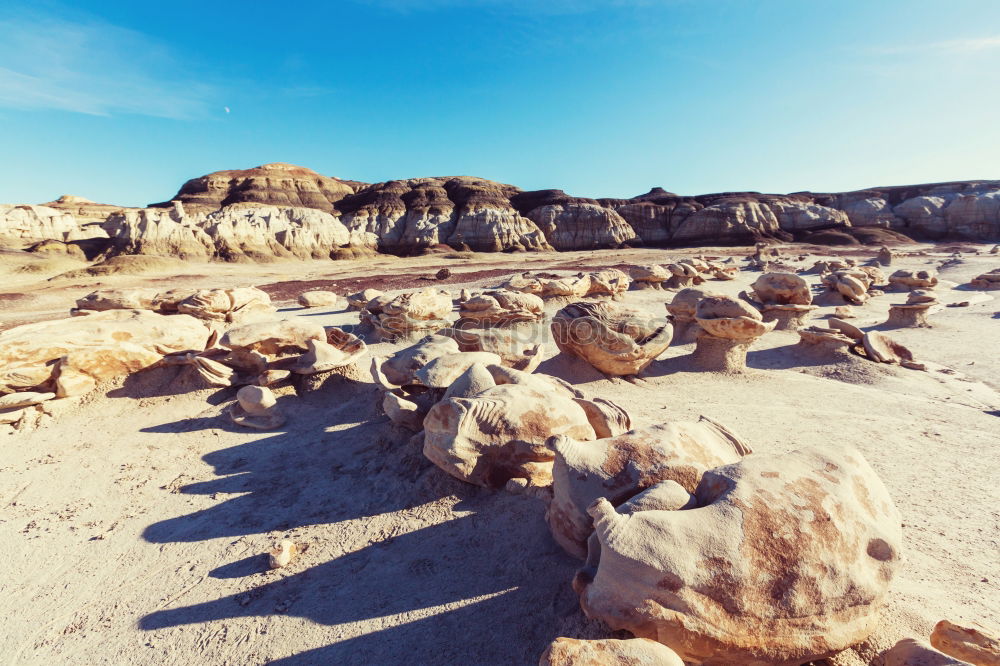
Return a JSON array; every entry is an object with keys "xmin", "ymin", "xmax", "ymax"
[
  {"xmin": 576, "ymin": 446, "xmax": 902, "ymax": 666},
  {"xmin": 586, "ymin": 269, "xmax": 631, "ymax": 299},
  {"xmin": 365, "ymin": 288, "xmax": 453, "ymax": 341},
  {"xmin": 551, "ymin": 302, "xmax": 673, "ymax": 376},
  {"xmin": 970, "ymin": 269, "xmax": 1000, "ymax": 290},
  {"xmin": 539, "ymin": 638, "xmax": 684, "ymax": 666},
  {"xmin": 297, "ymin": 290, "xmax": 340, "ymax": 308},
  {"xmin": 665, "ymin": 288, "xmax": 723, "ymax": 345},
  {"xmin": 229, "ymin": 385, "xmax": 285, "ymax": 430},
  {"xmin": 820, "ymin": 269, "xmax": 876, "ymax": 305},
  {"xmin": 931, "ymin": 620, "xmax": 1000, "ymax": 666},
  {"xmin": 456, "ymin": 289, "xmax": 544, "ymax": 328},
  {"xmin": 546, "ymin": 417, "xmax": 751, "ymax": 559},
  {"xmin": 177, "ymin": 287, "xmax": 275, "ymax": 324},
  {"xmin": 629, "ymin": 264, "xmax": 671, "ymax": 290},
  {"xmin": 692, "ymin": 296, "xmax": 776, "ymax": 373},
  {"xmin": 744, "ymin": 272, "xmax": 816, "ymax": 330},
  {"xmin": 347, "ymin": 288, "xmax": 384, "ymax": 310},
  {"xmin": 220, "ymin": 319, "xmax": 326, "ymax": 359},
  {"xmin": 289, "ymin": 329, "xmax": 366, "ymax": 375},
  {"xmin": 889, "ymin": 268, "xmax": 939, "ymax": 291},
  {"xmin": 885, "ymin": 289, "xmax": 938, "ymax": 328},
  {"xmin": 74, "ymin": 288, "xmax": 161, "ymax": 313},
  {"xmin": 884, "ymin": 638, "xmax": 971, "ymax": 666},
  {"xmin": 443, "ymin": 327, "xmax": 545, "ymax": 372},
  {"xmin": 862, "ymin": 331, "xmax": 915, "ymax": 364},
  {"xmin": 423, "ymin": 383, "xmax": 609, "ymax": 488}
]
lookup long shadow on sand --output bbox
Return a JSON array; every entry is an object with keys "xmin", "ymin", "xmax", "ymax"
[{"xmin": 138, "ymin": 378, "xmax": 583, "ymax": 664}]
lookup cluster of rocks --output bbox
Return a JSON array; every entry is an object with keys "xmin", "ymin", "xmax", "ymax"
[
  {"xmin": 629, "ymin": 257, "xmax": 737, "ymax": 290},
  {"xmin": 500, "ymin": 269, "xmax": 631, "ymax": 301},
  {"xmin": 970, "ymin": 268, "xmax": 1000, "ymax": 290}
]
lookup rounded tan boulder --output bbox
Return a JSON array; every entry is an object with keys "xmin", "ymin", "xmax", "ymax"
[
  {"xmin": 456, "ymin": 289, "xmax": 544, "ymax": 328},
  {"xmin": 546, "ymin": 417, "xmax": 751, "ymax": 559},
  {"xmin": 539, "ymin": 637, "xmax": 684, "ymax": 666},
  {"xmin": 220, "ymin": 319, "xmax": 326, "ymax": 359},
  {"xmin": 297, "ymin": 290, "xmax": 340, "ymax": 308},
  {"xmin": 551, "ymin": 301, "xmax": 673, "ymax": 376},
  {"xmin": 576, "ymin": 446, "xmax": 902, "ymax": 666},
  {"xmin": 229, "ymin": 385, "xmax": 285, "ymax": 430},
  {"xmin": 364, "ymin": 288, "xmax": 453, "ymax": 341},
  {"xmin": 931, "ymin": 620, "xmax": 1000, "ymax": 666}
]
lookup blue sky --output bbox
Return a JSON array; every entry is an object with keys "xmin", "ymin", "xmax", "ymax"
[{"xmin": 1, "ymin": 0, "xmax": 998, "ymax": 207}]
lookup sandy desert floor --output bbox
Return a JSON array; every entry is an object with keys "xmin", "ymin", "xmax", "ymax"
[{"xmin": 0, "ymin": 243, "xmax": 997, "ymax": 665}]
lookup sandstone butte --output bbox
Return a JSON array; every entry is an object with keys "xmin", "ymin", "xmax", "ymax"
[{"xmin": 2, "ymin": 162, "xmax": 998, "ymax": 261}]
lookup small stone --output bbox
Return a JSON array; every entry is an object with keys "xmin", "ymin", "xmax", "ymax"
[
  {"xmin": 435, "ymin": 268, "xmax": 451, "ymax": 280},
  {"xmin": 268, "ymin": 539, "xmax": 297, "ymax": 569}
]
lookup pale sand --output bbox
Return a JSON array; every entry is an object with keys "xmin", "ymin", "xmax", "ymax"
[{"xmin": 0, "ymin": 244, "xmax": 997, "ymax": 665}]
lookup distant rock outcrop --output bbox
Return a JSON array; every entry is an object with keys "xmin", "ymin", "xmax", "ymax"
[
  {"xmin": 6, "ymin": 166, "xmax": 999, "ymax": 259},
  {"xmin": 153, "ymin": 162, "xmax": 362, "ymax": 214}
]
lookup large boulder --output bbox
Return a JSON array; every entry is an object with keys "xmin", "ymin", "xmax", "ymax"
[
  {"xmin": 539, "ymin": 637, "xmax": 684, "ymax": 666},
  {"xmin": 576, "ymin": 446, "xmax": 902, "ymax": 666},
  {"xmin": 0, "ymin": 310, "xmax": 211, "ymax": 396},
  {"xmin": 546, "ymin": 418, "xmax": 751, "ymax": 558},
  {"xmin": 551, "ymin": 301, "xmax": 672, "ymax": 375}
]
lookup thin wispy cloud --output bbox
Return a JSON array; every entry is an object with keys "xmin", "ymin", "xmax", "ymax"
[
  {"xmin": 0, "ymin": 13, "xmax": 215, "ymax": 119},
  {"xmin": 870, "ymin": 35, "xmax": 1000, "ymax": 56}
]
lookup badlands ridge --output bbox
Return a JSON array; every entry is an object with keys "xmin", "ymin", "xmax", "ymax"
[{"xmin": 1, "ymin": 163, "xmax": 999, "ymax": 264}]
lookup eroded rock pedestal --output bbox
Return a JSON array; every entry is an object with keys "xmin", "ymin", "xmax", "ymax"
[{"xmin": 690, "ymin": 296, "xmax": 775, "ymax": 373}]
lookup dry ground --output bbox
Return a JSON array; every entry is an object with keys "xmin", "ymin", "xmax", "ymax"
[{"xmin": 0, "ymin": 244, "xmax": 997, "ymax": 665}]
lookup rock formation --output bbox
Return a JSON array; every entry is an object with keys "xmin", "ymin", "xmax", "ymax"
[
  {"xmin": 347, "ymin": 288, "xmax": 384, "ymax": 310},
  {"xmin": 970, "ymin": 269, "xmax": 1000, "ymax": 289},
  {"xmin": 455, "ymin": 289, "xmax": 545, "ymax": 328},
  {"xmin": 575, "ymin": 446, "xmax": 902, "ymax": 666},
  {"xmin": 546, "ymin": 417, "xmax": 750, "ymax": 558},
  {"xmin": 884, "ymin": 289, "xmax": 938, "ymax": 328},
  {"xmin": 539, "ymin": 638, "xmax": 684, "ymax": 666},
  {"xmin": 362, "ymin": 289, "xmax": 453, "ymax": 341},
  {"xmin": 889, "ymin": 268, "xmax": 939, "ymax": 291},
  {"xmin": 931, "ymin": 620, "xmax": 1000, "ymax": 666},
  {"xmin": 551, "ymin": 302, "xmax": 673, "ymax": 375},
  {"xmin": 229, "ymin": 385, "xmax": 285, "ymax": 430},
  {"xmin": 297, "ymin": 290, "xmax": 340, "ymax": 308},
  {"xmin": 628, "ymin": 264, "xmax": 671, "ymax": 289},
  {"xmin": 443, "ymin": 327, "xmax": 545, "ymax": 372},
  {"xmin": 883, "ymin": 638, "xmax": 972, "ymax": 666},
  {"xmin": 691, "ymin": 296, "xmax": 776, "ymax": 372},
  {"xmin": 664, "ymin": 288, "xmax": 722, "ymax": 344},
  {"xmin": 742, "ymin": 272, "xmax": 816, "ymax": 330}
]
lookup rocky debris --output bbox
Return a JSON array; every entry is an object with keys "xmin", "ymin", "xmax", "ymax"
[
  {"xmin": 664, "ymin": 262, "xmax": 703, "ymax": 289},
  {"xmin": 576, "ymin": 446, "xmax": 902, "ymax": 666},
  {"xmin": 970, "ymin": 269, "xmax": 1000, "ymax": 289},
  {"xmin": 796, "ymin": 326, "xmax": 859, "ymax": 360},
  {"xmin": 229, "ymin": 385, "xmax": 285, "ymax": 430},
  {"xmin": 455, "ymin": 290, "xmax": 544, "ymax": 328},
  {"xmin": 628, "ymin": 264, "xmax": 670, "ymax": 289},
  {"xmin": 691, "ymin": 296, "xmax": 776, "ymax": 373},
  {"xmin": 821, "ymin": 268, "xmax": 881, "ymax": 305},
  {"xmin": 268, "ymin": 539, "xmax": 298, "ymax": 569},
  {"xmin": 546, "ymin": 417, "xmax": 750, "ymax": 559},
  {"xmin": 362, "ymin": 288, "xmax": 453, "ymax": 342},
  {"xmin": 889, "ymin": 268, "xmax": 939, "ymax": 291},
  {"xmin": 862, "ymin": 331, "xmax": 916, "ymax": 364},
  {"xmin": 176, "ymin": 287, "xmax": 275, "ymax": 324},
  {"xmin": 288, "ymin": 330, "xmax": 367, "ymax": 376},
  {"xmin": 665, "ymin": 288, "xmax": 723, "ymax": 344},
  {"xmin": 884, "ymin": 638, "xmax": 972, "ymax": 666},
  {"xmin": 75, "ymin": 288, "xmax": 161, "ymax": 313},
  {"xmin": 442, "ymin": 327, "xmax": 545, "ymax": 372},
  {"xmin": 742, "ymin": 272, "xmax": 816, "ymax": 330},
  {"xmin": 931, "ymin": 620, "xmax": 1000, "ymax": 666},
  {"xmin": 0, "ymin": 310, "xmax": 211, "ymax": 397},
  {"xmin": 347, "ymin": 288, "xmax": 384, "ymax": 310},
  {"xmin": 539, "ymin": 637, "xmax": 684, "ymax": 666},
  {"xmin": 422, "ymin": 375, "xmax": 630, "ymax": 488},
  {"xmin": 297, "ymin": 290, "xmax": 340, "ymax": 308},
  {"xmin": 885, "ymin": 290, "xmax": 939, "ymax": 328},
  {"xmin": 551, "ymin": 301, "xmax": 672, "ymax": 376}
]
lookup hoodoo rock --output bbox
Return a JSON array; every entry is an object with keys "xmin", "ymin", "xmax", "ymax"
[
  {"xmin": 546, "ymin": 418, "xmax": 751, "ymax": 559},
  {"xmin": 576, "ymin": 446, "xmax": 902, "ymax": 666},
  {"xmin": 665, "ymin": 288, "xmax": 723, "ymax": 344},
  {"xmin": 742, "ymin": 272, "xmax": 816, "ymax": 330},
  {"xmin": 551, "ymin": 301, "xmax": 673, "ymax": 376},
  {"xmin": 691, "ymin": 296, "xmax": 776, "ymax": 372}
]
